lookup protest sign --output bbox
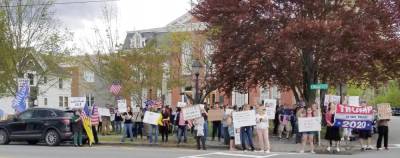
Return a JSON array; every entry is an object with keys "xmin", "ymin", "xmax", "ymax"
[
  {"xmin": 98, "ymin": 107, "xmax": 111, "ymax": 116},
  {"xmin": 263, "ymin": 99, "xmax": 277, "ymax": 119},
  {"xmin": 298, "ymin": 117, "xmax": 322, "ymax": 132},
  {"xmin": 117, "ymin": 100, "xmax": 128, "ymax": 113},
  {"xmin": 324, "ymin": 95, "xmax": 331, "ymax": 107},
  {"xmin": 182, "ymin": 105, "xmax": 201, "ymax": 120},
  {"xmin": 348, "ymin": 96, "xmax": 360, "ymax": 106},
  {"xmin": 132, "ymin": 107, "xmax": 141, "ymax": 113},
  {"xmin": 234, "ymin": 128, "xmax": 241, "ymax": 145},
  {"xmin": 232, "ymin": 110, "xmax": 256, "ymax": 128},
  {"xmin": 332, "ymin": 96, "xmax": 341, "ymax": 104},
  {"xmin": 377, "ymin": 103, "xmax": 392, "ymax": 120},
  {"xmin": 143, "ymin": 111, "xmax": 161, "ymax": 125},
  {"xmin": 334, "ymin": 104, "xmax": 374, "ymax": 130},
  {"xmin": 68, "ymin": 97, "xmax": 86, "ymax": 109},
  {"xmin": 177, "ymin": 102, "xmax": 187, "ymax": 108},
  {"xmin": 208, "ymin": 109, "xmax": 224, "ymax": 121}
]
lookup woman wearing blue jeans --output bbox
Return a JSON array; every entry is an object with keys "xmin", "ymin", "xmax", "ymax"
[{"xmin": 121, "ymin": 112, "xmax": 133, "ymax": 142}]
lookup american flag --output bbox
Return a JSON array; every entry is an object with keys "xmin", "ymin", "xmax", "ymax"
[
  {"xmin": 109, "ymin": 81, "xmax": 122, "ymax": 96},
  {"xmin": 90, "ymin": 104, "xmax": 100, "ymax": 126}
]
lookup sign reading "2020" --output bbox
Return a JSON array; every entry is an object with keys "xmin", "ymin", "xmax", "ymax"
[{"xmin": 334, "ymin": 104, "xmax": 374, "ymax": 130}]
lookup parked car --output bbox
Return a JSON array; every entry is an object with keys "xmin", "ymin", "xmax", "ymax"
[
  {"xmin": 392, "ymin": 107, "xmax": 400, "ymax": 116},
  {"xmin": 0, "ymin": 108, "xmax": 77, "ymax": 146}
]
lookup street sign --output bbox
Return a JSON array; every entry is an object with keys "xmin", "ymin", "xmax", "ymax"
[{"xmin": 310, "ymin": 84, "xmax": 328, "ymax": 90}]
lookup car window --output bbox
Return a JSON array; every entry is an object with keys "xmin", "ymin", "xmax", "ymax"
[
  {"xmin": 18, "ymin": 111, "xmax": 34, "ymax": 120},
  {"xmin": 34, "ymin": 110, "xmax": 57, "ymax": 118}
]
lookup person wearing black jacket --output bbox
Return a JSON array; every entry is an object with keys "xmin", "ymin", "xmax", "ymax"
[{"xmin": 114, "ymin": 111, "xmax": 123, "ymax": 134}]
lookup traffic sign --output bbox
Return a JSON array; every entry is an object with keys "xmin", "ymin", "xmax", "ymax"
[{"xmin": 310, "ymin": 84, "xmax": 328, "ymax": 90}]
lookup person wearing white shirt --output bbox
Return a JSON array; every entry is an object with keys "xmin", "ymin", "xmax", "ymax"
[{"xmin": 255, "ymin": 106, "xmax": 271, "ymax": 153}]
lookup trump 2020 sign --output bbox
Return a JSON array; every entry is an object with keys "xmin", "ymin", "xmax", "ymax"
[{"xmin": 334, "ymin": 104, "xmax": 374, "ymax": 130}]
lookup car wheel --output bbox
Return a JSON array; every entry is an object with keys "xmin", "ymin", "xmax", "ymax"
[
  {"xmin": 44, "ymin": 130, "xmax": 60, "ymax": 146},
  {"xmin": 0, "ymin": 129, "xmax": 10, "ymax": 145},
  {"xmin": 27, "ymin": 140, "xmax": 39, "ymax": 145}
]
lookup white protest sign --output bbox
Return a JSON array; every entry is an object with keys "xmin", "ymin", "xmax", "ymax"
[
  {"xmin": 182, "ymin": 105, "xmax": 202, "ymax": 120},
  {"xmin": 132, "ymin": 107, "xmax": 140, "ymax": 113},
  {"xmin": 298, "ymin": 117, "xmax": 321, "ymax": 132},
  {"xmin": 117, "ymin": 100, "xmax": 127, "ymax": 113},
  {"xmin": 98, "ymin": 107, "xmax": 111, "ymax": 116},
  {"xmin": 263, "ymin": 99, "xmax": 277, "ymax": 119},
  {"xmin": 18, "ymin": 78, "xmax": 30, "ymax": 90},
  {"xmin": 348, "ymin": 96, "xmax": 360, "ymax": 106},
  {"xmin": 324, "ymin": 95, "xmax": 331, "ymax": 106},
  {"xmin": 177, "ymin": 102, "xmax": 187, "ymax": 108},
  {"xmin": 143, "ymin": 111, "xmax": 161, "ymax": 125},
  {"xmin": 332, "ymin": 96, "xmax": 341, "ymax": 104},
  {"xmin": 68, "ymin": 97, "xmax": 86, "ymax": 109},
  {"xmin": 232, "ymin": 110, "xmax": 256, "ymax": 128},
  {"xmin": 234, "ymin": 128, "xmax": 241, "ymax": 145}
]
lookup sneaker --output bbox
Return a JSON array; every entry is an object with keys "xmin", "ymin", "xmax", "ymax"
[
  {"xmin": 310, "ymin": 150, "xmax": 315, "ymax": 154},
  {"xmin": 336, "ymin": 147, "xmax": 340, "ymax": 152},
  {"xmin": 265, "ymin": 150, "xmax": 270, "ymax": 153},
  {"xmin": 326, "ymin": 147, "xmax": 331, "ymax": 152},
  {"xmin": 377, "ymin": 148, "xmax": 383, "ymax": 151},
  {"xmin": 255, "ymin": 150, "xmax": 263, "ymax": 153},
  {"xmin": 366, "ymin": 146, "xmax": 373, "ymax": 150},
  {"xmin": 299, "ymin": 150, "xmax": 304, "ymax": 153}
]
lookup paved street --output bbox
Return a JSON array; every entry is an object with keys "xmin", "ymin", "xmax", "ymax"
[{"xmin": 1, "ymin": 117, "xmax": 400, "ymax": 158}]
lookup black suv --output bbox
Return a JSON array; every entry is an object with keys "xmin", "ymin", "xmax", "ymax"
[{"xmin": 0, "ymin": 108, "xmax": 74, "ymax": 146}]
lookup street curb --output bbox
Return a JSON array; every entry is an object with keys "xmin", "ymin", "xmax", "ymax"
[{"xmin": 97, "ymin": 142, "xmax": 229, "ymax": 150}]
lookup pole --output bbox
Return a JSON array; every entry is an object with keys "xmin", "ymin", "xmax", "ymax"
[{"xmin": 195, "ymin": 73, "xmax": 199, "ymax": 104}]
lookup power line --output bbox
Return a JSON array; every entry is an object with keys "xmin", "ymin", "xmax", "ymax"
[{"xmin": 0, "ymin": 0, "xmax": 120, "ymax": 8}]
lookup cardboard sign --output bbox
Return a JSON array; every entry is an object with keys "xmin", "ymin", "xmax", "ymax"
[
  {"xmin": 377, "ymin": 103, "xmax": 392, "ymax": 120},
  {"xmin": 334, "ymin": 104, "xmax": 374, "ymax": 130},
  {"xmin": 263, "ymin": 99, "xmax": 277, "ymax": 119},
  {"xmin": 98, "ymin": 107, "xmax": 111, "ymax": 116},
  {"xmin": 298, "ymin": 117, "xmax": 321, "ymax": 132},
  {"xmin": 208, "ymin": 109, "xmax": 224, "ymax": 121},
  {"xmin": 143, "ymin": 111, "xmax": 161, "ymax": 125},
  {"xmin": 117, "ymin": 100, "xmax": 127, "ymax": 113},
  {"xmin": 232, "ymin": 110, "xmax": 256, "ymax": 128},
  {"xmin": 177, "ymin": 102, "xmax": 187, "ymax": 108},
  {"xmin": 182, "ymin": 105, "xmax": 202, "ymax": 120},
  {"xmin": 348, "ymin": 96, "xmax": 360, "ymax": 106},
  {"xmin": 68, "ymin": 97, "xmax": 86, "ymax": 109}
]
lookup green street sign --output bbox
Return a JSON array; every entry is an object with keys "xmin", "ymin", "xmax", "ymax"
[{"xmin": 310, "ymin": 84, "xmax": 328, "ymax": 90}]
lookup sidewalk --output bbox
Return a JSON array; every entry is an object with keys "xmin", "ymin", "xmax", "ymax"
[{"xmin": 97, "ymin": 134, "xmax": 358, "ymax": 154}]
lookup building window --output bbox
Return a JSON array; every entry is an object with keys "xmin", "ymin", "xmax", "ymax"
[
  {"xmin": 59, "ymin": 96, "xmax": 63, "ymax": 107},
  {"xmin": 43, "ymin": 76, "xmax": 47, "ymax": 84},
  {"xmin": 44, "ymin": 98, "xmax": 48, "ymax": 106},
  {"xmin": 28, "ymin": 73, "xmax": 34, "ymax": 85},
  {"xmin": 58, "ymin": 78, "xmax": 63, "ymax": 89},
  {"xmin": 64, "ymin": 97, "xmax": 68, "ymax": 108}
]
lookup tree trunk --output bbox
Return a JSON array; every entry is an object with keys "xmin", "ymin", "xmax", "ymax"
[{"xmin": 302, "ymin": 50, "xmax": 317, "ymax": 106}]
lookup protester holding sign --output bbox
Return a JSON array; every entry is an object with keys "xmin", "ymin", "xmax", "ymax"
[
  {"xmin": 120, "ymin": 109, "xmax": 133, "ymax": 142},
  {"xmin": 376, "ymin": 103, "xmax": 391, "ymax": 150},
  {"xmin": 160, "ymin": 107, "xmax": 170, "ymax": 143},
  {"xmin": 358, "ymin": 102, "xmax": 374, "ymax": 151},
  {"xmin": 255, "ymin": 106, "xmax": 271, "ymax": 153},
  {"xmin": 278, "ymin": 107, "xmax": 292, "ymax": 139},
  {"xmin": 239, "ymin": 105, "xmax": 256, "ymax": 152},
  {"xmin": 299, "ymin": 106, "xmax": 316, "ymax": 154},
  {"xmin": 325, "ymin": 103, "xmax": 341, "ymax": 152}
]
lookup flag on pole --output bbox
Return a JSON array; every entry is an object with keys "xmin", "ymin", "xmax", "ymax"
[
  {"xmin": 12, "ymin": 80, "xmax": 30, "ymax": 113},
  {"xmin": 81, "ymin": 102, "xmax": 94, "ymax": 146},
  {"xmin": 109, "ymin": 81, "xmax": 121, "ymax": 96}
]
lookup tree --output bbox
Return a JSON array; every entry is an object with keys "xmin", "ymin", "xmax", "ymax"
[
  {"xmin": 193, "ymin": 0, "xmax": 400, "ymax": 105},
  {"xmin": 0, "ymin": 0, "xmax": 72, "ymax": 107}
]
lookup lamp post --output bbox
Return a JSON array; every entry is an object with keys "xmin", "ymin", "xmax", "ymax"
[{"xmin": 192, "ymin": 59, "xmax": 202, "ymax": 104}]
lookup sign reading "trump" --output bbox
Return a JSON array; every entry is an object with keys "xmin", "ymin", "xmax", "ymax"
[{"xmin": 334, "ymin": 104, "xmax": 374, "ymax": 130}]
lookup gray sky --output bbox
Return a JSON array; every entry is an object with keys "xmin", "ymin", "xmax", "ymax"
[{"xmin": 53, "ymin": 0, "xmax": 192, "ymax": 53}]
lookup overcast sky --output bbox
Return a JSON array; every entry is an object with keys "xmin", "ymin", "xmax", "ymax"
[{"xmin": 53, "ymin": 0, "xmax": 192, "ymax": 54}]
